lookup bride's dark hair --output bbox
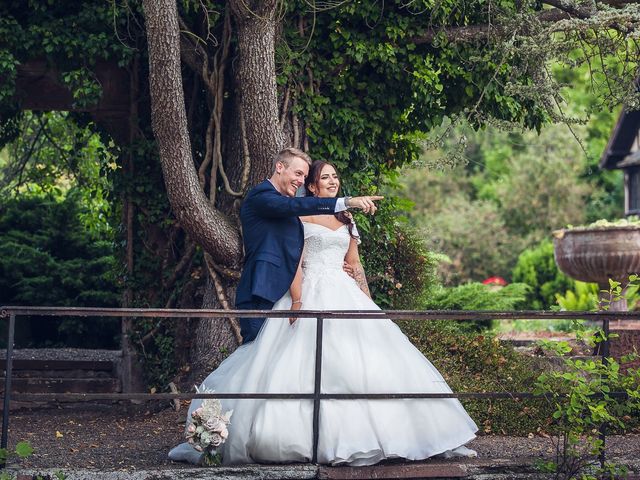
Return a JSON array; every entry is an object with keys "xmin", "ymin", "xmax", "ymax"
[{"xmin": 305, "ymin": 160, "xmax": 358, "ymax": 240}]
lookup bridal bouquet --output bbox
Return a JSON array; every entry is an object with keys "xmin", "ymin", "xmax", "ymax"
[{"xmin": 186, "ymin": 387, "xmax": 233, "ymax": 466}]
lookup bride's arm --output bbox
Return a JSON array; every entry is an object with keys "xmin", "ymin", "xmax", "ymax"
[
  {"xmin": 289, "ymin": 260, "xmax": 304, "ymax": 325},
  {"xmin": 344, "ymin": 239, "xmax": 371, "ymax": 298}
]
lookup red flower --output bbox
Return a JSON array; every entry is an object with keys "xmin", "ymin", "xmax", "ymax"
[{"xmin": 482, "ymin": 276, "xmax": 507, "ymax": 286}]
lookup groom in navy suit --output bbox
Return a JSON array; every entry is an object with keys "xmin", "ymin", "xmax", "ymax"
[{"xmin": 236, "ymin": 148, "xmax": 382, "ymax": 343}]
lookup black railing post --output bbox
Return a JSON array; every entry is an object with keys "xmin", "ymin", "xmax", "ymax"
[
  {"xmin": 2, "ymin": 312, "xmax": 16, "ymax": 451},
  {"xmin": 311, "ymin": 316, "xmax": 324, "ymax": 464},
  {"xmin": 599, "ymin": 316, "xmax": 611, "ymax": 470},
  {"xmin": 601, "ymin": 317, "xmax": 610, "ymax": 359}
]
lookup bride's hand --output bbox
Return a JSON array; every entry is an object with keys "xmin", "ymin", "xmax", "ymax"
[
  {"xmin": 343, "ymin": 261, "xmax": 355, "ymax": 278},
  {"xmin": 289, "ymin": 300, "xmax": 302, "ymax": 325}
]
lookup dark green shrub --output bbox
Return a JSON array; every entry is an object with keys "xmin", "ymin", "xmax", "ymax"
[
  {"xmin": 0, "ymin": 193, "xmax": 121, "ymax": 348},
  {"xmin": 512, "ymin": 238, "xmax": 574, "ymax": 310},
  {"xmin": 398, "ymin": 319, "xmax": 552, "ymax": 435},
  {"xmin": 359, "ymin": 217, "xmax": 440, "ymax": 310}
]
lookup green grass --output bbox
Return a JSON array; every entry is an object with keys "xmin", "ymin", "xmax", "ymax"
[{"xmin": 493, "ymin": 318, "xmax": 577, "ymax": 334}]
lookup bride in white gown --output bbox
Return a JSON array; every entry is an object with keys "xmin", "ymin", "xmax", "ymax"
[{"xmin": 169, "ymin": 160, "xmax": 478, "ymax": 466}]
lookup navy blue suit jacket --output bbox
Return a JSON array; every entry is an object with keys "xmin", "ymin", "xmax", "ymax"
[{"xmin": 236, "ymin": 180, "xmax": 338, "ymax": 305}]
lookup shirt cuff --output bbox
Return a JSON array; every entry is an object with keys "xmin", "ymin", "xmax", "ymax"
[{"xmin": 335, "ymin": 197, "xmax": 347, "ymax": 212}]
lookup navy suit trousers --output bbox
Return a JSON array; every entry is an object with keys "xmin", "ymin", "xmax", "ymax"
[{"xmin": 237, "ymin": 297, "xmax": 275, "ymax": 344}]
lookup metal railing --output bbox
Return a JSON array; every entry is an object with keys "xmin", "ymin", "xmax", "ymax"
[{"xmin": 1, "ymin": 306, "xmax": 638, "ymax": 466}]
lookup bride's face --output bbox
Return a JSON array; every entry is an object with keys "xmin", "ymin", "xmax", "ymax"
[{"xmin": 312, "ymin": 165, "xmax": 340, "ymax": 198}]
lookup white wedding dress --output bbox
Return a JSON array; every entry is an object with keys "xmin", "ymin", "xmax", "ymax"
[{"xmin": 169, "ymin": 222, "xmax": 478, "ymax": 466}]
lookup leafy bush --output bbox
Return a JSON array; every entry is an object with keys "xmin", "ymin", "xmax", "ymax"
[
  {"xmin": 556, "ymin": 277, "xmax": 640, "ymax": 313},
  {"xmin": 398, "ymin": 319, "xmax": 551, "ymax": 435},
  {"xmin": 423, "ymin": 282, "xmax": 530, "ymax": 330},
  {"xmin": 0, "ymin": 193, "xmax": 121, "ymax": 348},
  {"xmin": 535, "ymin": 316, "xmax": 640, "ymax": 479},
  {"xmin": 512, "ymin": 238, "xmax": 574, "ymax": 310},
  {"xmin": 0, "ymin": 440, "xmax": 33, "ymax": 477},
  {"xmin": 555, "ymin": 281, "xmax": 599, "ymax": 312},
  {"xmin": 359, "ymin": 213, "xmax": 440, "ymax": 310},
  {"xmin": 424, "ymin": 282, "xmax": 529, "ymax": 311}
]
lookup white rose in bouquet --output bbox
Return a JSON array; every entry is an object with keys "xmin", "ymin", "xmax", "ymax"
[
  {"xmin": 186, "ymin": 386, "xmax": 233, "ymax": 466},
  {"xmin": 210, "ymin": 433, "xmax": 224, "ymax": 448}
]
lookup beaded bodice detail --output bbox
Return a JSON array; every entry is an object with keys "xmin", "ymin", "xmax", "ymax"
[{"xmin": 301, "ymin": 223, "xmax": 351, "ymax": 273}]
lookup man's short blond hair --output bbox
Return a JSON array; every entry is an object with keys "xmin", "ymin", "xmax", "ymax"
[{"xmin": 273, "ymin": 147, "xmax": 312, "ymax": 171}]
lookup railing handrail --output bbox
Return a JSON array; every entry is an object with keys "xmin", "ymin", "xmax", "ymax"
[
  {"xmin": 5, "ymin": 391, "xmax": 630, "ymax": 401},
  {"xmin": 2, "ymin": 305, "xmax": 636, "ymax": 466},
  {"xmin": 3, "ymin": 305, "xmax": 640, "ymax": 320}
]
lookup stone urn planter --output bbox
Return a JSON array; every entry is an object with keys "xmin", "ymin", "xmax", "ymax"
[
  {"xmin": 553, "ymin": 225, "xmax": 640, "ymax": 298},
  {"xmin": 553, "ymin": 224, "xmax": 640, "ymax": 365}
]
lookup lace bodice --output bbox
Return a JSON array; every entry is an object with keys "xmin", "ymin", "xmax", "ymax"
[{"xmin": 302, "ymin": 223, "xmax": 352, "ymax": 273}]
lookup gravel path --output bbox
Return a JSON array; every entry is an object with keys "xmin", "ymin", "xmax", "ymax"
[{"xmin": 4, "ymin": 403, "xmax": 639, "ymax": 473}]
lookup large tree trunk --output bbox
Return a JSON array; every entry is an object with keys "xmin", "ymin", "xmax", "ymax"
[
  {"xmin": 230, "ymin": 0, "xmax": 286, "ymax": 185},
  {"xmin": 142, "ymin": 0, "xmax": 242, "ymax": 268},
  {"xmin": 189, "ymin": 278, "xmax": 240, "ymax": 376},
  {"xmin": 142, "ymin": 0, "xmax": 287, "ymax": 383},
  {"xmin": 143, "ymin": 0, "xmax": 243, "ymax": 384}
]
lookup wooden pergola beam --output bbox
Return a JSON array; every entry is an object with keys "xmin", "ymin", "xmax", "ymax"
[{"xmin": 15, "ymin": 59, "xmax": 132, "ymax": 144}]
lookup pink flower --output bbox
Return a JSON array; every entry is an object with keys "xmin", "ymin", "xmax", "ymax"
[
  {"xmin": 205, "ymin": 418, "xmax": 224, "ymax": 431},
  {"xmin": 191, "ymin": 407, "xmax": 204, "ymax": 419}
]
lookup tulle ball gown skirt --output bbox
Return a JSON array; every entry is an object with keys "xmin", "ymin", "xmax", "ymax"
[{"xmin": 169, "ymin": 265, "xmax": 478, "ymax": 466}]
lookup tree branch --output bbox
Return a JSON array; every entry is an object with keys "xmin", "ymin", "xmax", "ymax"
[
  {"xmin": 36, "ymin": 115, "xmax": 81, "ymax": 184},
  {"xmin": 541, "ymin": 0, "xmax": 596, "ymax": 18},
  {"xmin": 204, "ymin": 253, "xmax": 243, "ymax": 345},
  {"xmin": 411, "ymin": 2, "xmax": 639, "ymax": 44},
  {"xmin": 412, "ymin": 9, "xmax": 565, "ymax": 44},
  {"xmin": 10, "ymin": 116, "xmax": 47, "ymax": 190},
  {"xmin": 163, "ymin": 238, "xmax": 197, "ymax": 291}
]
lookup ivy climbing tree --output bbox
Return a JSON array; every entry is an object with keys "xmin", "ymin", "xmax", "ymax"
[{"xmin": 2, "ymin": 0, "xmax": 639, "ymax": 388}]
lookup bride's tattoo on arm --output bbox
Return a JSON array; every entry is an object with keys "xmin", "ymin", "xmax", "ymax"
[{"xmin": 353, "ymin": 264, "xmax": 371, "ymax": 298}]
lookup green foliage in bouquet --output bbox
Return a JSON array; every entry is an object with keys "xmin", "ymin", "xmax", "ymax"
[
  {"xmin": 512, "ymin": 238, "xmax": 574, "ymax": 310},
  {"xmin": 186, "ymin": 388, "xmax": 233, "ymax": 467}
]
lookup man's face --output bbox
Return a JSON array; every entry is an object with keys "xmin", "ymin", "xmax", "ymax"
[{"xmin": 274, "ymin": 157, "xmax": 309, "ymax": 197}]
